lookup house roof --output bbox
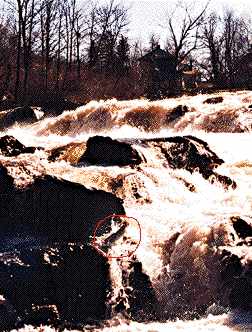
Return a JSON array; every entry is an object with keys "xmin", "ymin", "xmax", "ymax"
[{"xmin": 139, "ymin": 45, "xmax": 175, "ymax": 62}]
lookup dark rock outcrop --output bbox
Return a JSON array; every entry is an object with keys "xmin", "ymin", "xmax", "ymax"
[
  {"xmin": 203, "ymin": 96, "xmax": 224, "ymax": 104},
  {"xmin": 23, "ymin": 305, "xmax": 60, "ymax": 327},
  {"xmin": 143, "ymin": 135, "xmax": 236, "ymax": 189},
  {"xmin": 0, "ymin": 165, "xmax": 125, "ymax": 244},
  {"xmin": 231, "ymin": 216, "xmax": 252, "ymax": 239},
  {"xmin": 0, "ymin": 164, "xmax": 14, "ymax": 192},
  {"xmin": 0, "ymin": 296, "xmax": 19, "ymax": 331},
  {"xmin": 220, "ymin": 250, "xmax": 252, "ymax": 310},
  {"xmin": 0, "ymin": 135, "xmax": 38, "ymax": 157},
  {"xmin": 77, "ymin": 135, "xmax": 235, "ymax": 189},
  {"xmin": 218, "ymin": 217, "xmax": 252, "ymax": 311},
  {"xmin": 80, "ymin": 136, "xmax": 143, "ymax": 167},
  {"xmin": 115, "ymin": 260, "xmax": 158, "ymax": 321},
  {"xmin": 145, "ymin": 135, "xmax": 224, "ymax": 173},
  {"xmin": 0, "ymin": 106, "xmax": 38, "ymax": 130},
  {"xmin": 0, "ymin": 94, "xmax": 16, "ymax": 112},
  {"xmin": 0, "ymin": 244, "xmax": 111, "ymax": 329},
  {"xmin": 41, "ymin": 97, "xmax": 81, "ymax": 116},
  {"xmin": 165, "ymin": 105, "xmax": 189, "ymax": 123},
  {"xmin": 127, "ymin": 261, "xmax": 158, "ymax": 321},
  {"xmin": 0, "ymin": 163, "xmax": 126, "ymax": 328}
]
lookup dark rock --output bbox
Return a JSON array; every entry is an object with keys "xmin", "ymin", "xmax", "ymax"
[
  {"xmin": 142, "ymin": 135, "xmax": 236, "ymax": 189},
  {"xmin": 206, "ymin": 171, "xmax": 237, "ymax": 190},
  {"xmin": 0, "ymin": 164, "xmax": 14, "ymax": 192},
  {"xmin": 219, "ymin": 246, "xmax": 252, "ymax": 310},
  {"xmin": 0, "ymin": 244, "xmax": 111, "ymax": 327},
  {"xmin": 165, "ymin": 105, "xmax": 189, "ymax": 123},
  {"xmin": 229, "ymin": 278, "xmax": 252, "ymax": 310},
  {"xmin": 220, "ymin": 251, "xmax": 242, "ymax": 283},
  {"xmin": 0, "ymin": 106, "xmax": 38, "ymax": 130},
  {"xmin": 0, "ymin": 135, "xmax": 38, "ymax": 157},
  {"xmin": 80, "ymin": 136, "xmax": 143, "ymax": 167},
  {"xmin": 41, "ymin": 96, "xmax": 81, "ymax": 116},
  {"xmin": 0, "ymin": 95, "xmax": 16, "ymax": 112},
  {"xmin": 231, "ymin": 216, "xmax": 252, "ymax": 239},
  {"xmin": 23, "ymin": 305, "xmax": 60, "ymax": 326},
  {"xmin": 177, "ymin": 176, "xmax": 196, "ymax": 192},
  {"xmin": 0, "ymin": 296, "xmax": 19, "ymax": 330},
  {"xmin": 144, "ymin": 135, "xmax": 224, "ymax": 173},
  {"xmin": 203, "ymin": 97, "xmax": 224, "ymax": 104},
  {"xmin": 127, "ymin": 261, "xmax": 158, "ymax": 321},
  {"xmin": 0, "ymin": 165, "xmax": 125, "ymax": 244}
]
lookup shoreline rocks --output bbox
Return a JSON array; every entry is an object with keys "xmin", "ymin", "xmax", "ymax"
[
  {"xmin": 0, "ymin": 162, "xmax": 126, "ymax": 328},
  {"xmin": 80, "ymin": 136, "xmax": 143, "ymax": 167},
  {"xmin": 0, "ymin": 135, "xmax": 39, "ymax": 157},
  {"xmin": 142, "ymin": 135, "xmax": 236, "ymax": 189},
  {"xmin": 0, "ymin": 164, "xmax": 125, "ymax": 244},
  {"xmin": 203, "ymin": 97, "xmax": 224, "ymax": 104},
  {"xmin": 0, "ymin": 106, "xmax": 38, "ymax": 130},
  {"xmin": 0, "ymin": 244, "xmax": 111, "ymax": 329}
]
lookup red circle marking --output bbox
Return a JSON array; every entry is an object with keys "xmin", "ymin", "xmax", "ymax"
[{"xmin": 92, "ymin": 214, "xmax": 141, "ymax": 260}]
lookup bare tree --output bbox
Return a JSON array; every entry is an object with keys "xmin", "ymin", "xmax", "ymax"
[
  {"xmin": 6, "ymin": 0, "xmax": 40, "ymax": 101},
  {"xmin": 164, "ymin": 1, "xmax": 210, "ymax": 67},
  {"xmin": 86, "ymin": 0, "xmax": 129, "ymax": 72},
  {"xmin": 55, "ymin": 0, "xmax": 64, "ymax": 90},
  {"xmin": 201, "ymin": 9, "xmax": 250, "ymax": 87},
  {"xmin": 201, "ymin": 12, "xmax": 224, "ymax": 85},
  {"xmin": 223, "ymin": 9, "xmax": 250, "ymax": 86}
]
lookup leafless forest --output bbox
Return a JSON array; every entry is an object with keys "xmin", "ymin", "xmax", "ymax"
[{"xmin": 0, "ymin": 0, "xmax": 251, "ymax": 107}]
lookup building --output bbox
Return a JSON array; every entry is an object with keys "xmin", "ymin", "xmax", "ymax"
[
  {"xmin": 138, "ymin": 45, "xmax": 201, "ymax": 98},
  {"xmin": 138, "ymin": 45, "xmax": 177, "ymax": 98}
]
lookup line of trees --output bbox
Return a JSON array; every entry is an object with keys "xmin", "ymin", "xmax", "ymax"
[
  {"xmin": 163, "ymin": 1, "xmax": 251, "ymax": 88},
  {"xmin": 0, "ymin": 0, "xmax": 251, "ymax": 105},
  {"xmin": 201, "ymin": 9, "xmax": 251, "ymax": 87},
  {"xmin": 0, "ymin": 0, "xmax": 135, "ymax": 104}
]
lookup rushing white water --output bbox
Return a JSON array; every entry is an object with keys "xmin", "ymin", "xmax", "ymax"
[{"xmin": 2, "ymin": 90, "xmax": 252, "ymax": 331}]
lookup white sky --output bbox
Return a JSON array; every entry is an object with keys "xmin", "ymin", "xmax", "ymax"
[
  {"xmin": 1, "ymin": 0, "xmax": 251, "ymax": 47},
  {"xmin": 124, "ymin": 0, "xmax": 252, "ymax": 46}
]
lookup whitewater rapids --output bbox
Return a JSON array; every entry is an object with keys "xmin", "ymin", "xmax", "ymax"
[{"xmin": 2, "ymin": 90, "xmax": 252, "ymax": 331}]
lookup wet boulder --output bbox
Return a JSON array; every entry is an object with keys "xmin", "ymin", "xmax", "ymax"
[
  {"xmin": 143, "ymin": 135, "xmax": 224, "ymax": 174},
  {"xmin": 143, "ymin": 135, "xmax": 236, "ymax": 189},
  {"xmin": 0, "ymin": 296, "xmax": 19, "ymax": 331},
  {"xmin": 0, "ymin": 106, "xmax": 38, "ymax": 130},
  {"xmin": 218, "ymin": 217, "xmax": 252, "ymax": 310},
  {"xmin": 219, "ymin": 249, "xmax": 252, "ymax": 310},
  {"xmin": 41, "ymin": 96, "xmax": 81, "ymax": 116},
  {"xmin": 165, "ymin": 105, "xmax": 189, "ymax": 123},
  {"xmin": 0, "ymin": 164, "xmax": 14, "ymax": 192},
  {"xmin": 0, "ymin": 135, "xmax": 38, "ymax": 157},
  {"xmin": 0, "ymin": 244, "xmax": 111, "ymax": 328},
  {"xmin": 203, "ymin": 96, "xmax": 224, "ymax": 104},
  {"xmin": 231, "ymin": 216, "xmax": 252, "ymax": 239},
  {"xmin": 80, "ymin": 136, "xmax": 143, "ymax": 167},
  {"xmin": 127, "ymin": 261, "xmax": 158, "ymax": 321},
  {"xmin": 0, "ymin": 164, "xmax": 125, "ymax": 244},
  {"xmin": 23, "ymin": 305, "xmax": 60, "ymax": 327}
]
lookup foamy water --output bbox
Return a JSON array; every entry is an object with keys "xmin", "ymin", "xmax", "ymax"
[{"xmin": 2, "ymin": 91, "xmax": 252, "ymax": 331}]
